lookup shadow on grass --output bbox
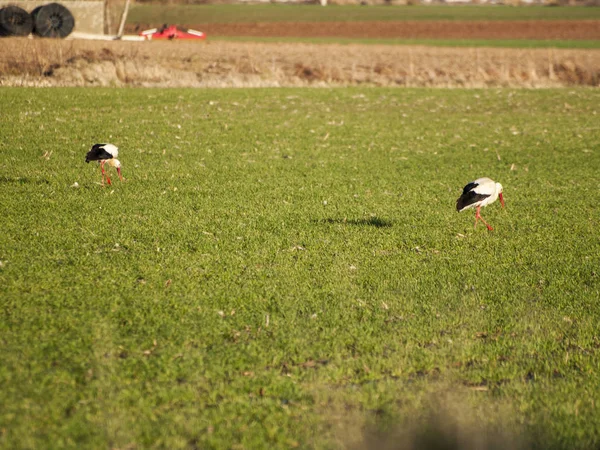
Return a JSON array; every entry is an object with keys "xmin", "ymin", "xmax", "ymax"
[
  {"xmin": 355, "ymin": 411, "xmax": 536, "ymax": 450},
  {"xmin": 316, "ymin": 217, "xmax": 393, "ymax": 228},
  {"xmin": 0, "ymin": 176, "xmax": 49, "ymax": 185}
]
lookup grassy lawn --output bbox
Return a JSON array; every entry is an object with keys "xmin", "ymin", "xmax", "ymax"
[
  {"xmin": 1, "ymin": 87, "xmax": 599, "ymax": 449},
  {"xmin": 128, "ymin": 4, "xmax": 600, "ymax": 24},
  {"xmin": 212, "ymin": 35, "xmax": 600, "ymax": 49}
]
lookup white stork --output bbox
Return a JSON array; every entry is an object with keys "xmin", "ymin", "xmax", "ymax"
[
  {"xmin": 456, "ymin": 177, "xmax": 505, "ymax": 231},
  {"xmin": 85, "ymin": 143, "xmax": 123, "ymax": 186}
]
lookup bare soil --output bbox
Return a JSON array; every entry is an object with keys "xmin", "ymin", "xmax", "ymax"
[
  {"xmin": 1, "ymin": 38, "xmax": 599, "ymax": 87},
  {"xmin": 126, "ymin": 20, "xmax": 600, "ymax": 40}
]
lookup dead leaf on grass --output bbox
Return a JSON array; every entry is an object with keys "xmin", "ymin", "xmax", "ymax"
[
  {"xmin": 299, "ymin": 359, "xmax": 328, "ymax": 369},
  {"xmin": 143, "ymin": 340, "xmax": 158, "ymax": 355}
]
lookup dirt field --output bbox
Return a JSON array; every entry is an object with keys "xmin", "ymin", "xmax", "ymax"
[
  {"xmin": 126, "ymin": 20, "xmax": 600, "ymax": 40},
  {"xmin": 1, "ymin": 38, "xmax": 599, "ymax": 87}
]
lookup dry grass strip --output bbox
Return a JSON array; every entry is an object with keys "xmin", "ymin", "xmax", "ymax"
[{"xmin": 1, "ymin": 38, "xmax": 599, "ymax": 87}]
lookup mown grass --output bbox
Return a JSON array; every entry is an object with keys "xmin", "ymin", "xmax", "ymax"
[
  {"xmin": 128, "ymin": 4, "xmax": 600, "ymax": 24},
  {"xmin": 213, "ymin": 35, "xmax": 600, "ymax": 49},
  {"xmin": 0, "ymin": 87, "xmax": 599, "ymax": 449}
]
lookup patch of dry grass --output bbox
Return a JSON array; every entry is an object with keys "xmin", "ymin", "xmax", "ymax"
[{"xmin": 1, "ymin": 38, "xmax": 599, "ymax": 87}]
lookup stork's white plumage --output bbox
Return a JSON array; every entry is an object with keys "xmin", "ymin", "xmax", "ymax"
[
  {"xmin": 85, "ymin": 143, "xmax": 123, "ymax": 186},
  {"xmin": 456, "ymin": 177, "xmax": 505, "ymax": 231}
]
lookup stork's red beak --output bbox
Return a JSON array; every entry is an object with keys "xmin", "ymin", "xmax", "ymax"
[
  {"xmin": 499, "ymin": 192, "xmax": 505, "ymax": 208},
  {"xmin": 117, "ymin": 167, "xmax": 124, "ymax": 181}
]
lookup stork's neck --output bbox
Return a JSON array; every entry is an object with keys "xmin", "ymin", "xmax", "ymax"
[{"xmin": 494, "ymin": 183, "xmax": 503, "ymax": 198}]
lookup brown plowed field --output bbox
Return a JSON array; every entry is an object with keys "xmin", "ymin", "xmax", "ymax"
[{"xmin": 126, "ymin": 20, "xmax": 600, "ymax": 40}]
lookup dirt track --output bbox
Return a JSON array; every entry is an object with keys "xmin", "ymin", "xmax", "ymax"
[
  {"xmin": 1, "ymin": 38, "xmax": 599, "ymax": 87},
  {"xmin": 127, "ymin": 20, "xmax": 600, "ymax": 40}
]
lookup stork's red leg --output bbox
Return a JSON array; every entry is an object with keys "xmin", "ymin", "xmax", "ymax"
[
  {"xmin": 475, "ymin": 206, "xmax": 493, "ymax": 231},
  {"xmin": 100, "ymin": 161, "xmax": 106, "ymax": 186},
  {"xmin": 100, "ymin": 161, "xmax": 112, "ymax": 186}
]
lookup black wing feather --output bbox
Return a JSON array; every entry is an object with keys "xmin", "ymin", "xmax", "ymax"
[
  {"xmin": 456, "ymin": 188, "xmax": 490, "ymax": 212},
  {"xmin": 85, "ymin": 144, "xmax": 114, "ymax": 163},
  {"xmin": 461, "ymin": 182, "xmax": 479, "ymax": 195}
]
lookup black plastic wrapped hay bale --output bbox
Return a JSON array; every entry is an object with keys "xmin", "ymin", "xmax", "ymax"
[
  {"xmin": 0, "ymin": 5, "xmax": 33, "ymax": 37},
  {"xmin": 32, "ymin": 3, "xmax": 75, "ymax": 38}
]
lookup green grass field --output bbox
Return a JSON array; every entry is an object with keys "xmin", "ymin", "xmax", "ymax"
[
  {"xmin": 128, "ymin": 4, "xmax": 600, "ymax": 24},
  {"xmin": 1, "ymin": 87, "xmax": 599, "ymax": 449}
]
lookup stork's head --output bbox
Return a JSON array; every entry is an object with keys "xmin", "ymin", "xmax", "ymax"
[
  {"xmin": 496, "ymin": 182, "xmax": 505, "ymax": 208},
  {"xmin": 108, "ymin": 159, "xmax": 123, "ymax": 181}
]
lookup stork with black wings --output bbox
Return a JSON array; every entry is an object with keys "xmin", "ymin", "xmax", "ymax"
[
  {"xmin": 85, "ymin": 143, "xmax": 123, "ymax": 186},
  {"xmin": 456, "ymin": 177, "xmax": 505, "ymax": 231}
]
